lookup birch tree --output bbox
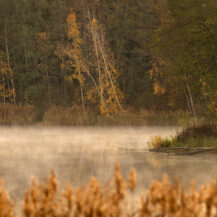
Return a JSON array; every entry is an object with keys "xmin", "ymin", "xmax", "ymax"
[{"xmin": 86, "ymin": 5, "xmax": 123, "ymax": 114}]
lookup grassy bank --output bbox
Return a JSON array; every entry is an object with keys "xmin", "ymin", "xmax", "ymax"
[
  {"xmin": 150, "ymin": 123, "xmax": 217, "ymax": 149},
  {"xmin": 1, "ymin": 165, "xmax": 217, "ymax": 216},
  {"xmin": 0, "ymin": 103, "xmax": 210, "ymax": 126}
]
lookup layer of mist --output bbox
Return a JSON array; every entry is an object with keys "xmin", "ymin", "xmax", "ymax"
[{"xmin": 0, "ymin": 126, "xmax": 217, "ymax": 214}]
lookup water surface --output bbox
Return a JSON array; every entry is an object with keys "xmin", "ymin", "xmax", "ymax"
[{"xmin": 0, "ymin": 126, "xmax": 216, "ymax": 213}]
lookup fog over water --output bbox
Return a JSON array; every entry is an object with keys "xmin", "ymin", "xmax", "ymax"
[{"xmin": 0, "ymin": 126, "xmax": 217, "ymax": 213}]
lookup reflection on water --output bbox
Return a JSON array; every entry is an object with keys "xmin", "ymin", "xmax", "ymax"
[{"xmin": 0, "ymin": 126, "xmax": 217, "ymax": 213}]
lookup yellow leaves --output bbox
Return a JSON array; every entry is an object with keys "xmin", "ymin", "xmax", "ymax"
[
  {"xmin": 37, "ymin": 32, "xmax": 52, "ymax": 54},
  {"xmin": 65, "ymin": 10, "xmax": 86, "ymax": 81},
  {"xmin": 86, "ymin": 88, "xmax": 98, "ymax": 104},
  {"xmin": 63, "ymin": 9, "xmax": 123, "ymax": 115},
  {"xmin": 149, "ymin": 69, "xmax": 154, "ymax": 79},
  {"xmin": 89, "ymin": 17, "xmax": 99, "ymax": 31},
  {"xmin": 149, "ymin": 61, "xmax": 166, "ymax": 96},
  {"xmin": 149, "ymin": 136, "xmax": 163, "ymax": 148},
  {"xmin": 92, "ymin": 18, "xmax": 99, "ymax": 29},
  {"xmin": 0, "ymin": 61, "xmax": 10, "ymax": 75},
  {"xmin": 38, "ymin": 32, "xmax": 47, "ymax": 40},
  {"xmin": 0, "ymin": 51, "xmax": 15, "ymax": 102},
  {"xmin": 0, "ymin": 51, "xmax": 10, "ymax": 75},
  {"xmin": 200, "ymin": 77, "xmax": 207, "ymax": 87},
  {"xmin": 67, "ymin": 11, "xmax": 81, "ymax": 43},
  {"xmin": 153, "ymin": 82, "xmax": 166, "ymax": 95},
  {"xmin": 72, "ymin": 72, "xmax": 85, "ymax": 85}
]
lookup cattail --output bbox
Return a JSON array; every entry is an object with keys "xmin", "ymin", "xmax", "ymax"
[
  {"xmin": 62, "ymin": 182, "xmax": 73, "ymax": 211},
  {"xmin": 139, "ymin": 196, "xmax": 151, "ymax": 217},
  {"xmin": 0, "ymin": 179, "xmax": 14, "ymax": 217},
  {"xmin": 128, "ymin": 168, "xmax": 136, "ymax": 192},
  {"xmin": 3, "ymin": 166, "xmax": 217, "ymax": 216}
]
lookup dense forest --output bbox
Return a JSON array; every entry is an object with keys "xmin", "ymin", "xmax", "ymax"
[{"xmin": 0, "ymin": 0, "xmax": 216, "ymax": 123}]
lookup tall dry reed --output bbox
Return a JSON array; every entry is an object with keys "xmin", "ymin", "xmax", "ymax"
[
  {"xmin": 0, "ymin": 103, "xmax": 36, "ymax": 125},
  {"xmin": 43, "ymin": 105, "xmax": 96, "ymax": 125},
  {"xmin": 1, "ymin": 164, "xmax": 217, "ymax": 216},
  {"xmin": 0, "ymin": 178, "xmax": 14, "ymax": 217}
]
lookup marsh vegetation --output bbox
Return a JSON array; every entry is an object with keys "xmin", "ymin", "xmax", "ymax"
[
  {"xmin": 1, "ymin": 126, "xmax": 217, "ymax": 215},
  {"xmin": 0, "ymin": 0, "xmax": 217, "ymax": 215},
  {"xmin": 2, "ymin": 164, "xmax": 217, "ymax": 217},
  {"xmin": 150, "ymin": 123, "xmax": 217, "ymax": 150}
]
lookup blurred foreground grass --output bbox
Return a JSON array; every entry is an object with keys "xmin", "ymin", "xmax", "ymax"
[{"xmin": 1, "ymin": 164, "xmax": 217, "ymax": 216}]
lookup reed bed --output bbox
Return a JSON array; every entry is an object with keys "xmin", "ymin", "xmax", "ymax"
[
  {"xmin": 0, "ymin": 103, "xmax": 208, "ymax": 126},
  {"xmin": 0, "ymin": 103, "xmax": 36, "ymax": 125},
  {"xmin": 1, "ymin": 164, "xmax": 217, "ymax": 216},
  {"xmin": 150, "ymin": 123, "xmax": 217, "ymax": 148},
  {"xmin": 176, "ymin": 123, "xmax": 217, "ymax": 142},
  {"xmin": 42, "ymin": 105, "xmax": 96, "ymax": 125},
  {"xmin": 43, "ymin": 106, "xmax": 186, "ymax": 126}
]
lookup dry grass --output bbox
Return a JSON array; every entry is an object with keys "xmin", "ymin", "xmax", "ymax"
[
  {"xmin": 176, "ymin": 123, "xmax": 217, "ymax": 142},
  {"xmin": 22, "ymin": 164, "xmax": 128, "ymax": 217},
  {"xmin": 0, "ymin": 103, "xmax": 212, "ymax": 126},
  {"xmin": 149, "ymin": 136, "xmax": 164, "ymax": 148},
  {"xmin": 0, "ymin": 103, "xmax": 36, "ymax": 125},
  {"xmin": 43, "ymin": 105, "xmax": 96, "ymax": 126},
  {"xmin": 1, "ymin": 164, "xmax": 217, "ymax": 216},
  {"xmin": 149, "ymin": 123, "xmax": 217, "ymax": 148},
  {"xmin": 43, "ymin": 106, "xmax": 187, "ymax": 126},
  {"xmin": 0, "ymin": 178, "xmax": 14, "ymax": 217},
  {"xmin": 140, "ymin": 175, "xmax": 217, "ymax": 217}
]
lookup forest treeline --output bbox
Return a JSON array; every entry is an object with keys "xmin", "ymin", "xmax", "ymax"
[{"xmin": 0, "ymin": 0, "xmax": 216, "ymax": 121}]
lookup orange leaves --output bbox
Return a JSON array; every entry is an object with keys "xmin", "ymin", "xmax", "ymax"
[
  {"xmin": 0, "ymin": 51, "xmax": 9, "ymax": 75},
  {"xmin": 67, "ymin": 12, "xmax": 81, "ymax": 43},
  {"xmin": 0, "ymin": 51, "xmax": 15, "ymax": 102},
  {"xmin": 65, "ymin": 10, "xmax": 87, "ymax": 86},
  {"xmin": 57, "ymin": 8, "xmax": 123, "ymax": 115},
  {"xmin": 153, "ymin": 82, "xmax": 166, "ymax": 95},
  {"xmin": 92, "ymin": 18, "xmax": 97, "ymax": 24},
  {"xmin": 36, "ymin": 32, "xmax": 52, "ymax": 55},
  {"xmin": 38, "ymin": 32, "xmax": 47, "ymax": 40}
]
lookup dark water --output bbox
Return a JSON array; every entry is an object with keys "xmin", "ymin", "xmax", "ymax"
[{"xmin": 0, "ymin": 126, "xmax": 216, "ymax": 213}]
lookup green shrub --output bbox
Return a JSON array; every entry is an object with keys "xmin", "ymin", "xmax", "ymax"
[{"xmin": 176, "ymin": 123, "xmax": 217, "ymax": 142}]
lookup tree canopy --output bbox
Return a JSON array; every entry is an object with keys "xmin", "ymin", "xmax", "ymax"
[{"xmin": 0, "ymin": 0, "xmax": 216, "ymax": 117}]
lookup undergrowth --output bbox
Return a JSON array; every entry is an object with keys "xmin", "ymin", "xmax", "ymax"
[
  {"xmin": 43, "ymin": 105, "xmax": 97, "ymax": 125},
  {"xmin": 1, "ymin": 164, "xmax": 217, "ymax": 216},
  {"xmin": 0, "ymin": 103, "xmax": 36, "ymax": 125},
  {"xmin": 150, "ymin": 123, "xmax": 217, "ymax": 148},
  {"xmin": 0, "ymin": 103, "xmax": 213, "ymax": 126},
  {"xmin": 0, "ymin": 103, "xmax": 199, "ymax": 126}
]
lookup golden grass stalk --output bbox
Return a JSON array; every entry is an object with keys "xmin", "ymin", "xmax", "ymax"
[
  {"xmin": 0, "ymin": 178, "xmax": 14, "ymax": 217},
  {"xmin": 1, "ymin": 164, "xmax": 217, "ymax": 216}
]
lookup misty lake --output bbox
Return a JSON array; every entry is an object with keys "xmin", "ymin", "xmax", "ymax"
[{"xmin": 0, "ymin": 126, "xmax": 217, "ymax": 213}]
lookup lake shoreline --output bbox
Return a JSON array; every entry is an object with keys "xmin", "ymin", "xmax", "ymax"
[{"xmin": 149, "ymin": 146, "xmax": 217, "ymax": 155}]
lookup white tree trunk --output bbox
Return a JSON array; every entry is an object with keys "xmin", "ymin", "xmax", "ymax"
[
  {"xmin": 186, "ymin": 79, "xmax": 196, "ymax": 116},
  {"xmin": 87, "ymin": 8, "xmax": 107, "ymax": 113},
  {"xmin": 4, "ymin": 18, "xmax": 16, "ymax": 104}
]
